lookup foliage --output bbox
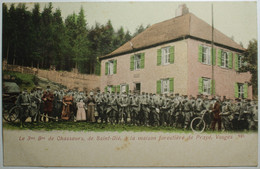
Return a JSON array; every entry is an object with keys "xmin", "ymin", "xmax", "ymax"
[
  {"xmin": 2, "ymin": 3, "xmax": 148, "ymax": 74},
  {"xmin": 240, "ymin": 39, "xmax": 258, "ymax": 98},
  {"xmin": 3, "ymin": 71, "xmax": 38, "ymax": 90}
]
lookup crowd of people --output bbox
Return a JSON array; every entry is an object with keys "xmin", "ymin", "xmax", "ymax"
[{"xmin": 15, "ymin": 85, "xmax": 258, "ymax": 131}]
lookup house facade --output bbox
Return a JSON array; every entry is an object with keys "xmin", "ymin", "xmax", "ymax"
[{"xmin": 99, "ymin": 12, "xmax": 252, "ymax": 100}]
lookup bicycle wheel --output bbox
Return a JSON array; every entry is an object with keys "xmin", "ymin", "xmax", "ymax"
[
  {"xmin": 190, "ymin": 117, "xmax": 206, "ymax": 133},
  {"xmin": 6, "ymin": 106, "xmax": 20, "ymax": 122}
]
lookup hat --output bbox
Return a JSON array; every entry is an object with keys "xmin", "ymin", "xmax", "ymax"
[
  {"xmin": 47, "ymin": 86, "xmax": 50, "ymax": 89},
  {"xmin": 175, "ymin": 93, "xmax": 179, "ymax": 96}
]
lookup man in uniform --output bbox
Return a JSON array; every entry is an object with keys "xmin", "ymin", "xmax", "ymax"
[
  {"xmin": 182, "ymin": 95, "xmax": 193, "ymax": 129},
  {"xmin": 107, "ymin": 92, "xmax": 118, "ymax": 125},
  {"xmin": 118, "ymin": 92, "xmax": 130, "ymax": 124},
  {"xmin": 130, "ymin": 93, "xmax": 140, "ymax": 125},
  {"xmin": 16, "ymin": 88, "xmax": 31, "ymax": 127},
  {"xmin": 161, "ymin": 95, "xmax": 172, "ymax": 126}
]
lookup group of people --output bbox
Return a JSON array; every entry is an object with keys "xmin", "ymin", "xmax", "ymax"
[{"xmin": 15, "ymin": 86, "xmax": 258, "ymax": 131}]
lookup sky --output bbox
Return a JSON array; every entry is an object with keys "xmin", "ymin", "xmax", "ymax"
[{"xmin": 2, "ymin": 1, "xmax": 258, "ymax": 48}]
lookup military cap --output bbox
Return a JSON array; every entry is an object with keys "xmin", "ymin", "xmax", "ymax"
[
  {"xmin": 235, "ymin": 98, "xmax": 241, "ymax": 101},
  {"xmin": 47, "ymin": 86, "xmax": 50, "ymax": 89},
  {"xmin": 175, "ymin": 93, "xmax": 179, "ymax": 96}
]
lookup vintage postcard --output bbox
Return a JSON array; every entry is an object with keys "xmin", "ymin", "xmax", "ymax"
[{"xmin": 1, "ymin": 0, "xmax": 258, "ymax": 168}]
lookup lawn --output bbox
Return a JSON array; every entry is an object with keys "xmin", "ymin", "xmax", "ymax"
[{"xmin": 2, "ymin": 121, "xmax": 255, "ymax": 134}]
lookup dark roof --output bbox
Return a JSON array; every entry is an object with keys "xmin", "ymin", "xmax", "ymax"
[{"xmin": 101, "ymin": 13, "xmax": 245, "ymax": 59}]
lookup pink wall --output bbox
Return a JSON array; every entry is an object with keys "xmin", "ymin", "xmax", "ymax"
[{"xmin": 187, "ymin": 39, "xmax": 252, "ymax": 99}]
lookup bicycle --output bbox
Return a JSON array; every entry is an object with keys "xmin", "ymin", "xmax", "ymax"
[{"xmin": 190, "ymin": 110, "xmax": 212, "ymax": 133}]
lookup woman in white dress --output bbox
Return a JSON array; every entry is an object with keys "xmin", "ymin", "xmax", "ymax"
[{"xmin": 76, "ymin": 99, "xmax": 86, "ymax": 121}]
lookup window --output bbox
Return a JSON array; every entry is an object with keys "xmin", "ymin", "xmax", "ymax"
[
  {"xmin": 134, "ymin": 54, "xmax": 141, "ymax": 70},
  {"xmin": 199, "ymin": 77, "xmax": 215, "ymax": 95},
  {"xmin": 106, "ymin": 86, "xmax": 112, "ymax": 93},
  {"xmin": 161, "ymin": 47, "xmax": 170, "ymax": 65},
  {"xmin": 238, "ymin": 83, "xmax": 244, "ymax": 98},
  {"xmin": 157, "ymin": 78, "xmax": 174, "ymax": 94},
  {"xmin": 221, "ymin": 51, "xmax": 229, "ymax": 68},
  {"xmin": 120, "ymin": 84, "xmax": 129, "ymax": 94},
  {"xmin": 202, "ymin": 46, "xmax": 211, "ymax": 65},
  {"xmin": 108, "ymin": 60, "xmax": 114, "ymax": 75},
  {"xmin": 238, "ymin": 55, "xmax": 243, "ymax": 69},
  {"xmin": 134, "ymin": 83, "xmax": 141, "ymax": 94},
  {"xmin": 130, "ymin": 53, "xmax": 145, "ymax": 70},
  {"xmin": 202, "ymin": 78, "xmax": 211, "ymax": 95},
  {"xmin": 161, "ymin": 79, "xmax": 170, "ymax": 94},
  {"xmin": 121, "ymin": 84, "xmax": 127, "ymax": 93}
]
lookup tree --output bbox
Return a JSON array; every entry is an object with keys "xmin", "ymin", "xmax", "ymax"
[{"xmin": 240, "ymin": 39, "xmax": 258, "ymax": 99}]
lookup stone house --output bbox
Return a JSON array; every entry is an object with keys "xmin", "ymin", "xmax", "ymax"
[{"xmin": 99, "ymin": 10, "xmax": 252, "ymax": 100}]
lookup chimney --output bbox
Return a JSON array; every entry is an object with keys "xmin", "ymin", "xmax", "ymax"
[{"xmin": 175, "ymin": 4, "xmax": 189, "ymax": 17}]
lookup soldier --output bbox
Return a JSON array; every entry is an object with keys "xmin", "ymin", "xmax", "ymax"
[
  {"xmin": 41, "ymin": 86, "xmax": 54, "ymax": 122},
  {"xmin": 53, "ymin": 90, "xmax": 64, "ymax": 121},
  {"xmin": 95, "ymin": 92, "xmax": 103, "ymax": 123},
  {"xmin": 29, "ymin": 89, "xmax": 39, "ymax": 123},
  {"xmin": 161, "ymin": 95, "xmax": 172, "ymax": 126},
  {"xmin": 182, "ymin": 95, "xmax": 193, "ymax": 129},
  {"xmin": 232, "ymin": 98, "xmax": 242, "ymax": 130},
  {"xmin": 174, "ymin": 93, "xmax": 183, "ymax": 128},
  {"xmin": 130, "ymin": 93, "xmax": 140, "ymax": 125},
  {"xmin": 140, "ymin": 92, "xmax": 149, "ymax": 126},
  {"xmin": 34, "ymin": 87, "xmax": 43, "ymax": 122},
  {"xmin": 107, "ymin": 93, "xmax": 118, "ymax": 125},
  {"xmin": 219, "ymin": 99, "xmax": 233, "ymax": 131},
  {"xmin": 149, "ymin": 94, "xmax": 158, "ymax": 126},
  {"xmin": 118, "ymin": 92, "xmax": 130, "ymax": 124},
  {"xmin": 86, "ymin": 91, "xmax": 96, "ymax": 122},
  {"xmin": 16, "ymin": 88, "xmax": 31, "ymax": 127}
]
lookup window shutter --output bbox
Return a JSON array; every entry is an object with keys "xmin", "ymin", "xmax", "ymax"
[
  {"xmin": 243, "ymin": 83, "xmax": 248, "ymax": 99},
  {"xmin": 117, "ymin": 85, "xmax": 120, "ymax": 93},
  {"xmin": 199, "ymin": 78, "xmax": 203, "ymax": 94},
  {"xmin": 156, "ymin": 80, "xmax": 161, "ymax": 94},
  {"xmin": 169, "ymin": 78, "xmax": 174, "ymax": 92},
  {"xmin": 126, "ymin": 84, "xmax": 129, "ymax": 94},
  {"xmin": 105, "ymin": 62, "xmax": 108, "ymax": 75},
  {"xmin": 198, "ymin": 45, "xmax": 203, "ymax": 63},
  {"xmin": 170, "ymin": 46, "xmax": 175, "ymax": 64},
  {"xmin": 113, "ymin": 60, "xmax": 117, "ymax": 74},
  {"xmin": 217, "ymin": 49, "xmax": 222, "ymax": 66},
  {"xmin": 235, "ymin": 53, "xmax": 239, "ymax": 71},
  {"xmin": 141, "ymin": 53, "xmax": 145, "ymax": 69},
  {"xmin": 130, "ymin": 55, "xmax": 134, "ymax": 71},
  {"xmin": 228, "ymin": 52, "xmax": 233, "ymax": 69},
  {"xmin": 157, "ymin": 49, "xmax": 162, "ymax": 65},
  {"xmin": 211, "ymin": 79, "xmax": 215, "ymax": 95},
  {"xmin": 212, "ymin": 48, "xmax": 216, "ymax": 65},
  {"xmin": 112, "ymin": 86, "xmax": 116, "ymax": 93},
  {"xmin": 234, "ymin": 83, "xmax": 238, "ymax": 98}
]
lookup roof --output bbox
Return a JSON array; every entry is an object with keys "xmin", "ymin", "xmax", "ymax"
[{"xmin": 101, "ymin": 13, "xmax": 245, "ymax": 59}]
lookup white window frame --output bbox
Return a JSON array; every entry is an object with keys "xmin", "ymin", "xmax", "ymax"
[
  {"xmin": 161, "ymin": 47, "xmax": 170, "ymax": 65},
  {"xmin": 107, "ymin": 86, "xmax": 112, "ymax": 93},
  {"xmin": 108, "ymin": 60, "xmax": 114, "ymax": 75},
  {"xmin": 202, "ymin": 45, "xmax": 211, "ymax": 65},
  {"xmin": 134, "ymin": 54, "xmax": 141, "ymax": 70},
  {"xmin": 120, "ymin": 84, "xmax": 127, "ymax": 94},
  {"xmin": 161, "ymin": 79, "xmax": 170, "ymax": 94},
  {"xmin": 203, "ymin": 78, "xmax": 211, "ymax": 95},
  {"xmin": 221, "ymin": 51, "xmax": 229, "ymax": 68},
  {"xmin": 238, "ymin": 83, "xmax": 244, "ymax": 98}
]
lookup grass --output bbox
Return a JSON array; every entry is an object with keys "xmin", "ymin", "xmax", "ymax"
[{"xmin": 2, "ymin": 121, "xmax": 257, "ymax": 134}]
